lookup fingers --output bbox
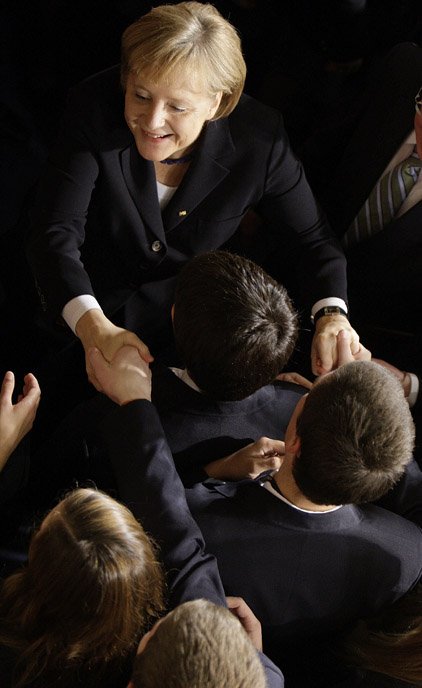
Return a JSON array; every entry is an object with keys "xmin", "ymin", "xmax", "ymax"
[
  {"xmin": 312, "ymin": 340, "xmax": 334, "ymax": 376},
  {"xmin": 256, "ymin": 437, "xmax": 285, "ymax": 457},
  {"xmin": 265, "ymin": 454, "xmax": 283, "ymax": 473},
  {"xmin": 22, "ymin": 373, "xmax": 41, "ymax": 401},
  {"xmin": 277, "ymin": 372, "xmax": 313, "ymax": 389},
  {"xmin": 87, "ymin": 347, "xmax": 109, "ymax": 391},
  {"xmin": 226, "ymin": 596, "xmax": 263, "ymax": 651},
  {"xmin": 0, "ymin": 371, "xmax": 15, "ymax": 405},
  {"xmin": 227, "ymin": 595, "xmax": 249, "ymax": 615},
  {"xmin": 336, "ymin": 329, "xmax": 354, "ymax": 366},
  {"xmin": 124, "ymin": 332, "xmax": 154, "ymax": 363}
]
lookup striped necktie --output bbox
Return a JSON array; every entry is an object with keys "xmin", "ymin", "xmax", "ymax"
[{"xmin": 343, "ymin": 146, "xmax": 422, "ymax": 249}]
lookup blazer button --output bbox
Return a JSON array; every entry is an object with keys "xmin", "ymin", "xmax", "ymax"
[{"xmin": 151, "ymin": 240, "xmax": 162, "ymax": 253}]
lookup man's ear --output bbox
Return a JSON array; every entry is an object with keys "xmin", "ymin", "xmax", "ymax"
[
  {"xmin": 171, "ymin": 303, "xmax": 175, "ymax": 323},
  {"xmin": 286, "ymin": 434, "xmax": 301, "ymax": 458},
  {"xmin": 127, "ymin": 682, "xmax": 135, "ymax": 688}
]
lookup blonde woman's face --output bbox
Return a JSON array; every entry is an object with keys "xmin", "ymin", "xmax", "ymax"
[{"xmin": 124, "ymin": 70, "xmax": 222, "ymax": 162}]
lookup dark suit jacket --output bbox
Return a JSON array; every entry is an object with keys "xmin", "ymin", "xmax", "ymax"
[
  {"xmin": 96, "ymin": 400, "xmax": 285, "ymax": 688},
  {"xmin": 152, "ymin": 363, "xmax": 307, "ymax": 483},
  {"xmin": 26, "ymin": 65, "xmax": 346, "ymax": 344},
  {"xmin": 320, "ymin": 42, "xmax": 422, "ymax": 324},
  {"xmin": 185, "ymin": 476, "xmax": 422, "ymax": 668}
]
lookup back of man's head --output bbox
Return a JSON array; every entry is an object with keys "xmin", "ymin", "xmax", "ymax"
[
  {"xmin": 173, "ymin": 251, "xmax": 298, "ymax": 400},
  {"xmin": 131, "ymin": 599, "xmax": 266, "ymax": 688},
  {"xmin": 293, "ymin": 361, "xmax": 415, "ymax": 505}
]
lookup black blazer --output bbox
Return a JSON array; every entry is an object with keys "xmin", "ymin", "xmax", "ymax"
[
  {"xmin": 320, "ymin": 42, "xmax": 422, "ymax": 316},
  {"xmin": 152, "ymin": 363, "xmax": 307, "ymax": 483},
  {"xmin": 26, "ymin": 65, "xmax": 346, "ymax": 337},
  {"xmin": 185, "ymin": 477, "xmax": 422, "ymax": 668}
]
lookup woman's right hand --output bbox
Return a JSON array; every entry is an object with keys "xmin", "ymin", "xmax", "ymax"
[{"xmin": 75, "ymin": 310, "xmax": 153, "ymax": 391}]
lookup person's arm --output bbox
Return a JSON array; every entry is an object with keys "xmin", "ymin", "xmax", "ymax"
[
  {"xmin": 0, "ymin": 372, "xmax": 40, "ymax": 471},
  {"xmin": 258, "ymin": 113, "xmax": 359, "ymax": 373},
  {"xmin": 76, "ymin": 310, "xmax": 153, "ymax": 391},
  {"xmin": 25, "ymin": 74, "xmax": 152, "ymax": 388},
  {"xmin": 90, "ymin": 346, "xmax": 225, "ymax": 608},
  {"xmin": 91, "ymin": 346, "xmax": 286, "ymax": 687}
]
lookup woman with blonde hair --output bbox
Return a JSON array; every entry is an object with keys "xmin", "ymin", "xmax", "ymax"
[
  {"xmin": 27, "ymin": 1, "xmax": 358, "ymax": 415},
  {"xmin": 0, "ymin": 488, "xmax": 164, "ymax": 687}
]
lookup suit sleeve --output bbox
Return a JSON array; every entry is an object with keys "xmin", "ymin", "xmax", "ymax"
[
  {"xmin": 26, "ymin": 83, "xmax": 101, "ymax": 318},
  {"xmin": 258, "ymin": 652, "xmax": 285, "ymax": 688},
  {"xmin": 96, "ymin": 399, "xmax": 226, "ymax": 609},
  {"xmin": 258, "ymin": 114, "xmax": 348, "ymax": 307},
  {"xmin": 96, "ymin": 400, "xmax": 285, "ymax": 687}
]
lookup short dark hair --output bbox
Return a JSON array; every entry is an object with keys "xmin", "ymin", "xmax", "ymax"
[
  {"xmin": 173, "ymin": 251, "xmax": 298, "ymax": 400},
  {"xmin": 293, "ymin": 361, "xmax": 415, "ymax": 505}
]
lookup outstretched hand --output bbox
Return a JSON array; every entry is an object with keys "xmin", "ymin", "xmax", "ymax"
[
  {"xmin": 204, "ymin": 437, "xmax": 285, "ymax": 481},
  {"xmin": 0, "ymin": 371, "xmax": 41, "ymax": 470},
  {"xmin": 76, "ymin": 310, "xmax": 153, "ymax": 391},
  {"xmin": 311, "ymin": 314, "xmax": 360, "ymax": 375},
  {"xmin": 88, "ymin": 345, "xmax": 152, "ymax": 405},
  {"xmin": 226, "ymin": 596, "xmax": 263, "ymax": 651}
]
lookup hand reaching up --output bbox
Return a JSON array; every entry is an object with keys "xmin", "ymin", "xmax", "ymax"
[{"xmin": 0, "ymin": 371, "xmax": 41, "ymax": 470}]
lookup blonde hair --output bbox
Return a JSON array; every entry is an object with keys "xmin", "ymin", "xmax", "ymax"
[
  {"xmin": 0, "ymin": 488, "xmax": 165, "ymax": 687},
  {"xmin": 121, "ymin": 2, "xmax": 246, "ymax": 119},
  {"xmin": 132, "ymin": 598, "xmax": 266, "ymax": 687}
]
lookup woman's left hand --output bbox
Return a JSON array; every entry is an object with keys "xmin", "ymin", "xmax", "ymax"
[{"xmin": 311, "ymin": 315, "xmax": 360, "ymax": 375}]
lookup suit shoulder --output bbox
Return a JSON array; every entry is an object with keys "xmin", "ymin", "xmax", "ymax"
[{"xmin": 228, "ymin": 93, "xmax": 286, "ymax": 143}]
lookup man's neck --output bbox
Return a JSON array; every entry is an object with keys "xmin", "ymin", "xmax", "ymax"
[{"xmin": 273, "ymin": 461, "xmax": 338, "ymax": 513}]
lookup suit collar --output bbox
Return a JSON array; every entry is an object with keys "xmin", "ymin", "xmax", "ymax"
[
  {"xmin": 162, "ymin": 118, "xmax": 234, "ymax": 231},
  {"xmin": 152, "ymin": 362, "xmax": 279, "ymax": 416},
  {"xmin": 203, "ymin": 479, "xmax": 363, "ymax": 531},
  {"xmin": 120, "ymin": 117, "xmax": 235, "ymax": 238},
  {"xmin": 120, "ymin": 144, "xmax": 166, "ymax": 244}
]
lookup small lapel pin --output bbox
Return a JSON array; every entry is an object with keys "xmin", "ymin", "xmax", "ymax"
[{"xmin": 178, "ymin": 210, "xmax": 187, "ymax": 217}]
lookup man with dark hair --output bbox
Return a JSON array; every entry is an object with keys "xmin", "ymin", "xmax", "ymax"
[
  {"xmin": 172, "ymin": 250, "xmax": 298, "ymax": 401},
  {"xmin": 90, "ymin": 346, "xmax": 422, "ymax": 679},
  {"xmin": 152, "ymin": 250, "xmax": 305, "ymax": 480},
  {"xmin": 293, "ymin": 361, "xmax": 415, "ymax": 505},
  {"xmin": 181, "ymin": 359, "xmax": 421, "ymax": 673}
]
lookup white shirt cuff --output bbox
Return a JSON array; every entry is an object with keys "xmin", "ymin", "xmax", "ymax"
[
  {"xmin": 311, "ymin": 297, "xmax": 348, "ymax": 318},
  {"xmin": 62, "ymin": 295, "xmax": 103, "ymax": 334},
  {"xmin": 407, "ymin": 373, "xmax": 419, "ymax": 408}
]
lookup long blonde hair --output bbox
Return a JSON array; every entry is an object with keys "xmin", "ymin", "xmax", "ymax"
[{"xmin": 0, "ymin": 488, "xmax": 165, "ymax": 687}]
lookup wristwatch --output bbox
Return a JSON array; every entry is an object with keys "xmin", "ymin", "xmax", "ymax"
[{"xmin": 311, "ymin": 305, "xmax": 348, "ymax": 325}]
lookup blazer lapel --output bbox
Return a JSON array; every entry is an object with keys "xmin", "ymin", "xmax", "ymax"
[
  {"xmin": 120, "ymin": 143, "xmax": 166, "ymax": 243},
  {"xmin": 163, "ymin": 118, "xmax": 235, "ymax": 232}
]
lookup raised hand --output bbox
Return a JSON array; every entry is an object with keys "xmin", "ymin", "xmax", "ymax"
[{"xmin": 0, "ymin": 371, "xmax": 41, "ymax": 470}]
